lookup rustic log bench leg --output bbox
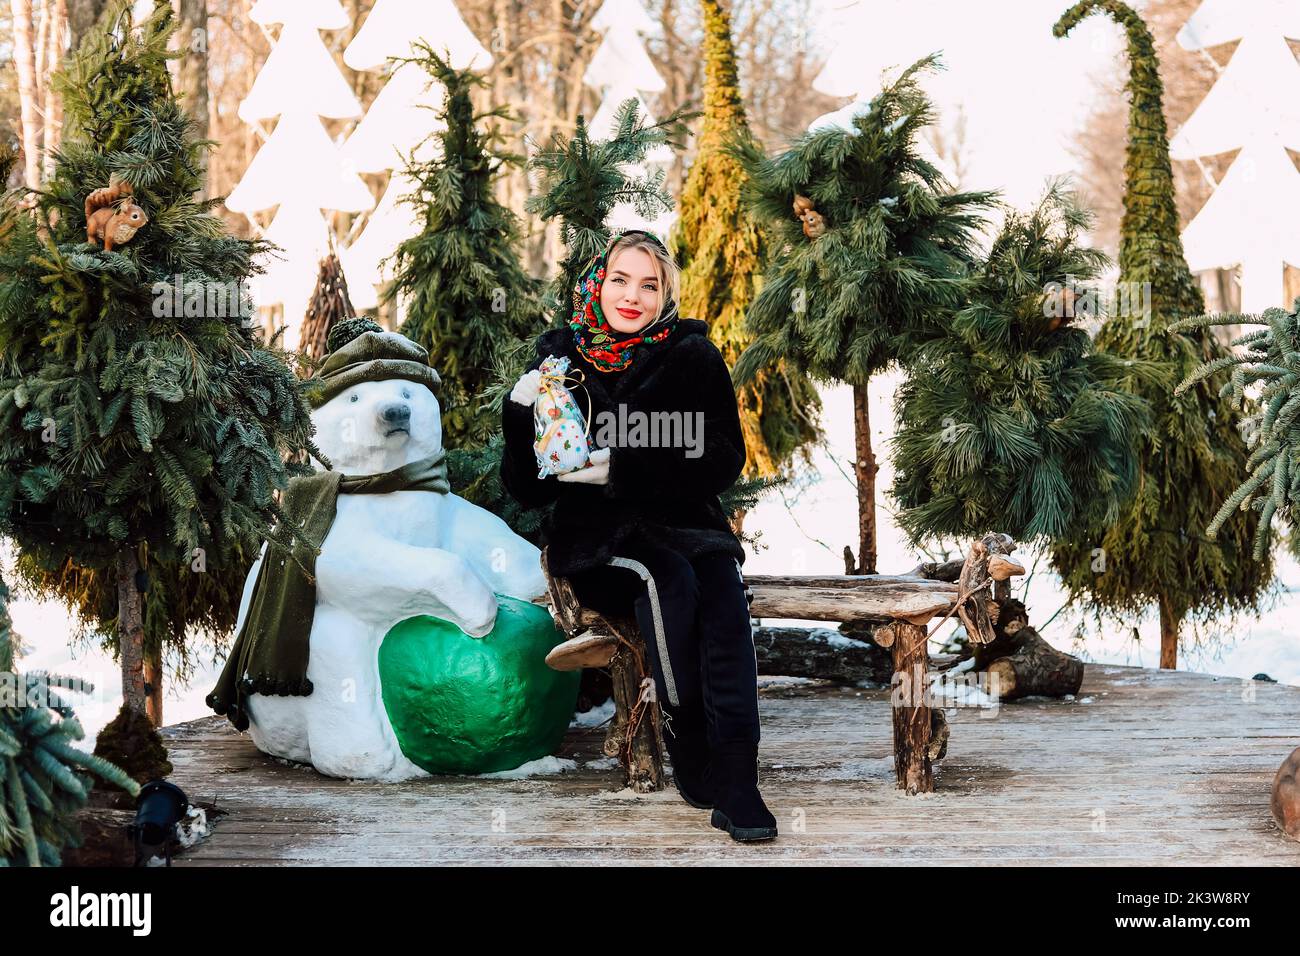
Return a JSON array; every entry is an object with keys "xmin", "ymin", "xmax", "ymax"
[
  {"xmin": 602, "ymin": 617, "xmax": 666, "ymax": 793},
  {"xmin": 891, "ymin": 621, "xmax": 933, "ymax": 794},
  {"xmin": 539, "ymin": 550, "xmax": 666, "ymax": 793}
]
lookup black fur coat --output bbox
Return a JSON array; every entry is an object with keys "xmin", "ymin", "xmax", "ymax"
[{"xmin": 500, "ymin": 319, "xmax": 747, "ymax": 578}]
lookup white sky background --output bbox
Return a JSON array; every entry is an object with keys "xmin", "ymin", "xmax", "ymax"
[{"xmin": 9, "ymin": 0, "xmax": 1297, "ymax": 742}]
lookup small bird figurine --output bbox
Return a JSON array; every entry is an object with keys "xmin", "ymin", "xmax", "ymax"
[{"xmin": 793, "ymin": 193, "xmax": 827, "ymax": 239}]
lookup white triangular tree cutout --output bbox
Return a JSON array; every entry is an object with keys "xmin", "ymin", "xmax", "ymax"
[
  {"xmin": 339, "ymin": 0, "xmax": 492, "ymax": 309},
  {"xmin": 1173, "ymin": 0, "xmax": 1300, "ymax": 312},
  {"xmin": 226, "ymin": 0, "xmax": 371, "ymax": 345}
]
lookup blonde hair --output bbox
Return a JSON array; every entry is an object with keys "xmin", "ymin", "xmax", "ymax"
[{"xmin": 606, "ymin": 232, "xmax": 681, "ymax": 328}]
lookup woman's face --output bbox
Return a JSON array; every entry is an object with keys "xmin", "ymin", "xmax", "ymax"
[{"xmin": 600, "ymin": 246, "xmax": 662, "ymax": 334}]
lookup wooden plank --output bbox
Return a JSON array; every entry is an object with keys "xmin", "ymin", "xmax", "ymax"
[
  {"xmin": 747, "ymin": 584, "xmax": 956, "ymax": 623},
  {"xmin": 162, "ymin": 664, "xmax": 1300, "ymax": 866},
  {"xmin": 549, "ymin": 574, "xmax": 962, "ymax": 627}
]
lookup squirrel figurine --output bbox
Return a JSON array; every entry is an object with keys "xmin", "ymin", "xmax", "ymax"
[
  {"xmin": 793, "ymin": 193, "xmax": 827, "ymax": 239},
  {"xmin": 85, "ymin": 174, "xmax": 148, "ymax": 251}
]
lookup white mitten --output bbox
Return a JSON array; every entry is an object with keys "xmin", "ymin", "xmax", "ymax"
[
  {"xmin": 557, "ymin": 447, "xmax": 611, "ymax": 485},
  {"xmin": 510, "ymin": 369, "xmax": 543, "ymax": 406}
]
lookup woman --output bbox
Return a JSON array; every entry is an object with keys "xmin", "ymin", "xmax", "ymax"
[{"xmin": 500, "ymin": 229, "xmax": 777, "ymax": 842}]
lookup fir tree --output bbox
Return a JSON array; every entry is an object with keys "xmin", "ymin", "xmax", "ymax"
[
  {"xmin": 1051, "ymin": 0, "xmax": 1273, "ymax": 668},
  {"xmin": 0, "ymin": 574, "xmax": 140, "ymax": 867},
  {"xmin": 1173, "ymin": 302, "xmax": 1300, "ymax": 559},
  {"xmin": 390, "ymin": 45, "xmax": 542, "ymax": 450},
  {"xmin": 672, "ymin": 0, "xmax": 823, "ymax": 482},
  {"xmin": 0, "ymin": 0, "xmax": 318, "ymax": 742},
  {"xmin": 891, "ymin": 184, "xmax": 1148, "ymax": 544},
  {"xmin": 729, "ymin": 55, "xmax": 996, "ymax": 573}
]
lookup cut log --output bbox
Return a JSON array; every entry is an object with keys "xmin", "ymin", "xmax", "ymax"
[
  {"xmin": 891, "ymin": 621, "xmax": 934, "ymax": 794},
  {"xmin": 747, "ymin": 579, "xmax": 958, "ymax": 624},
  {"xmin": 973, "ymin": 600, "xmax": 1084, "ymax": 700},
  {"xmin": 753, "ymin": 626, "xmax": 893, "ymax": 686},
  {"xmin": 542, "ymin": 574, "xmax": 966, "ymax": 629},
  {"xmin": 745, "ymin": 573, "xmax": 953, "ymax": 589},
  {"xmin": 1271, "ymin": 747, "xmax": 1300, "ymax": 842},
  {"xmin": 909, "ymin": 558, "xmax": 964, "ymax": 583}
]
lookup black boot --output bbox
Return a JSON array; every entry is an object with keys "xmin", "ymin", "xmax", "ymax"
[
  {"xmin": 710, "ymin": 741, "xmax": 777, "ymax": 842},
  {"xmin": 661, "ymin": 703, "xmax": 713, "ymax": 810}
]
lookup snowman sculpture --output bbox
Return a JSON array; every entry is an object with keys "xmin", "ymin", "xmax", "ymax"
[{"xmin": 208, "ymin": 320, "xmax": 577, "ymax": 780}]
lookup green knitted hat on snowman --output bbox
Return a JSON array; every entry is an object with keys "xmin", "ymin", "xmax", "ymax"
[{"xmin": 308, "ymin": 318, "xmax": 442, "ymax": 408}]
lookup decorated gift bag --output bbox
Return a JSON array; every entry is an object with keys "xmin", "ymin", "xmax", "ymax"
[{"xmin": 533, "ymin": 355, "xmax": 592, "ymax": 478}]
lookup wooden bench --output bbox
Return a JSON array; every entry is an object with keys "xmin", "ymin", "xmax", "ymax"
[{"xmin": 539, "ymin": 533, "xmax": 1023, "ymax": 795}]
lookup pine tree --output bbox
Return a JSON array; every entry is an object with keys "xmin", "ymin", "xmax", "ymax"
[
  {"xmin": 390, "ymin": 46, "xmax": 542, "ymax": 450},
  {"xmin": 1, "ymin": 574, "xmax": 140, "ymax": 867},
  {"xmin": 0, "ymin": 0, "xmax": 318, "ymax": 743},
  {"xmin": 1173, "ymin": 302, "xmax": 1300, "ymax": 559},
  {"xmin": 891, "ymin": 184, "xmax": 1149, "ymax": 544},
  {"xmin": 672, "ymin": 0, "xmax": 823, "ymax": 482},
  {"xmin": 1051, "ymin": 0, "xmax": 1273, "ymax": 668},
  {"xmin": 730, "ymin": 56, "xmax": 996, "ymax": 573}
]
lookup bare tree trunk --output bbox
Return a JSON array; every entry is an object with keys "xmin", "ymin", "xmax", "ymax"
[
  {"xmin": 490, "ymin": 0, "xmax": 530, "ymax": 219},
  {"xmin": 41, "ymin": 0, "xmax": 66, "ymax": 180},
  {"xmin": 175, "ymin": 0, "xmax": 209, "ymax": 196},
  {"xmin": 1158, "ymin": 592, "xmax": 1178, "ymax": 670},
  {"xmin": 65, "ymin": 0, "xmax": 106, "ymax": 48},
  {"xmin": 34, "ymin": 0, "xmax": 51, "ymax": 86},
  {"xmin": 144, "ymin": 649, "xmax": 163, "ymax": 726},
  {"xmin": 116, "ymin": 548, "xmax": 148, "ymax": 718},
  {"xmin": 852, "ymin": 382, "xmax": 878, "ymax": 575},
  {"xmin": 10, "ymin": 0, "xmax": 42, "ymax": 188}
]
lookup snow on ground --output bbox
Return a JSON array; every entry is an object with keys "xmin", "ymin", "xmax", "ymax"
[
  {"xmin": 569, "ymin": 698, "xmax": 616, "ymax": 729},
  {"xmin": 6, "ymin": 372, "xmax": 1297, "ymax": 746},
  {"xmin": 473, "ymin": 755, "xmax": 578, "ymax": 780}
]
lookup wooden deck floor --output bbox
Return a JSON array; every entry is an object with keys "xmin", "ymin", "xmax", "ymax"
[{"xmin": 163, "ymin": 664, "xmax": 1300, "ymax": 865}]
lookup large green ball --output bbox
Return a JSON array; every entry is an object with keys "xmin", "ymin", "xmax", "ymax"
[{"xmin": 377, "ymin": 595, "xmax": 580, "ymax": 774}]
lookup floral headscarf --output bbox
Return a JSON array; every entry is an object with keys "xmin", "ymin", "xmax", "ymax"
[{"xmin": 569, "ymin": 230, "xmax": 681, "ymax": 373}]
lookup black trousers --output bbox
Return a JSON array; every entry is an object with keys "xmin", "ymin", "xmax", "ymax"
[{"xmin": 567, "ymin": 540, "xmax": 760, "ymax": 747}]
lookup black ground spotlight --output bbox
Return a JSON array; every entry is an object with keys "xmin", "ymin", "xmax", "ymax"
[{"xmin": 131, "ymin": 780, "xmax": 190, "ymax": 866}]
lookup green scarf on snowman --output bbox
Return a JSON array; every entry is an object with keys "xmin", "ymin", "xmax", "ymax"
[{"xmin": 208, "ymin": 321, "xmax": 447, "ymax": 731}]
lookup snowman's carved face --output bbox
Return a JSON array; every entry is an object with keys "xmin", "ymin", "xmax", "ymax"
[{"xmin": 312, "ymin": 378, "xmax": 442, "ymax": 474}]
